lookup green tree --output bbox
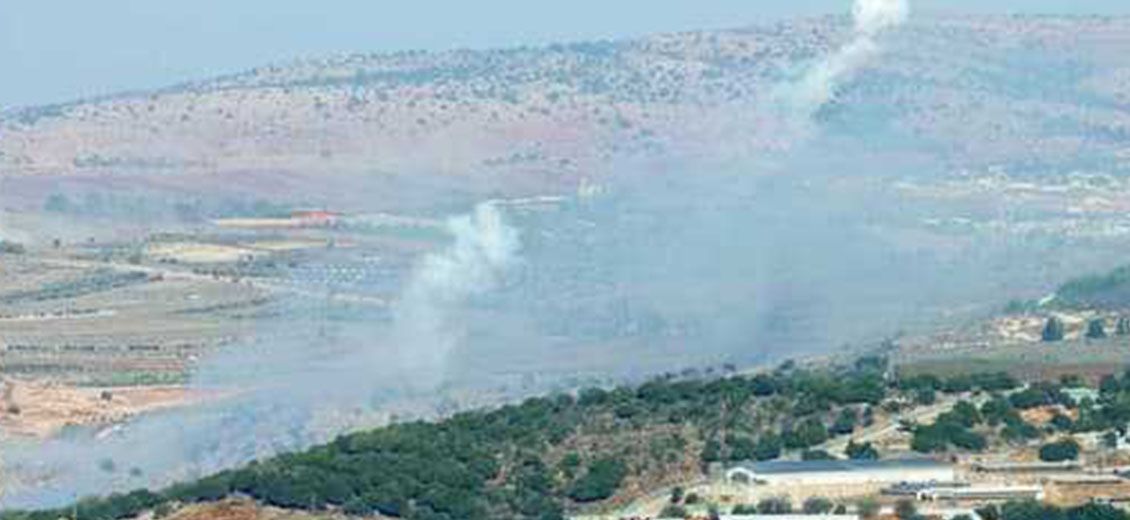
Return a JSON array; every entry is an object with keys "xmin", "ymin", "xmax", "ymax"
[
  {"xmin": 803, "ymin": 496, "xmax": 835, "ymax": 515},
  {"xmin": 1050, "ymin": 413, "xmax": 1074, "ymax": 432},
  {"xmin": 950, "ymin": 401, "xmax": 983, "ymax": 427},
  {"xmin": 894, "ymin": 499, "xmax": 918, "ymax": 519},
  {"xmin": 1043, "ymin": 316, "xmax": 1066, "ymax": 342},
  {"xmin": 1103, "ymin": 431, "xmax": 1120, "ymax": 449},
  {"xmin": 1086, "ymin": 318, "xmax": 1107, "ymax": 340},
  {"xmin": 830, "ymin": 408, "xmax": 858, "ymax": 435},
  {"xmin": 799, "ymin": 418, "xmax": 829, "ymax": 446},
  {"xmin": 756, "ymin": 497, "xmax": 792, "ymax": 515},
  {"xmin": 726, "ymin": 435, "xmax": 757, "ymax": 461},
  {"xmin": 1038, "ymin": 439, "xmax": 1080, "ymax": 462},
  {"xmin": 753, "ymin": 433, "xmax": 783, "ymax": 461},
  {"xmin": 567, "ymin": 458, "xmax": 628, "ymax": 502},
  {"xmin": 1117, "ymin": 317, "xmax": 1130, "ymax": 337},
  {"xmin": 915, "ymin": 388, "xmax": 937, "ymax": 405},
  {"xmin": 857, "ymin": 497, "xmax": 882, "ymax": 519},
  {"xmin": 975, "ymin": 504, "xmax": 1001, "ymax": 520},
  {"xmin": 845, "ymin": 440, "xmax": 880, "ymax": 460}
]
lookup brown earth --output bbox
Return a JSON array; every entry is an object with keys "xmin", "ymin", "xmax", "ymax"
[
  {"xmin": 0, "ymin": 378, "xmax": 210, "ymax": 438},
  {"xmin": 167, "ymin": 499, "xmax": 353, "ymax": 520}
]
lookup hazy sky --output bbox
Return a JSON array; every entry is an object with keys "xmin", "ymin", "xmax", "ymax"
[{"xmin": 1, "ymin": 0, "xmax": 1127, "ymax": 109}]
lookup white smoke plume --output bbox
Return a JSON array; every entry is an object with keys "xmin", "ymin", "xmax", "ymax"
[
  {"xmin": 785, "ymin": 0, "xmax": 910, "ymax": 118},
  {"xmin": 0, "ymin": 201, "xmax": 522, "ymax": 509},
  {"xmin": 388, "ymin": 201, "xmax": 520, "ymax": 387},
  {"xmin": 854, "ymin": 0, "xmax": 910, "ymax": 35}
]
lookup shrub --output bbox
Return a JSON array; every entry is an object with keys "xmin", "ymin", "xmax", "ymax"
[
  {"xmin": 803, "ymin": 497, "xmax": 835, "ymax": 514},
  {"xmin": 894, "ymin": 499, "xmax": 918, "ymax": 519},
  {"xmin": 1038, "ymin": 439, "xmax": 1080, "ymax": 462},
  {"xmin": 756, "ymin": 497, "xmax": 792, "ymax": 515},
  {"xmin": 753, "ymin": 433, "xmax": 783, "ymax": 461},
  {"xmin": 845, "ymin": 440, "xmax": 880, "ymax": 460},
  {"xmin": 830, "ymin": 408, "xmax": 858, "ymax": 435},
  {"xmin": 857, "ymin": 497, "xmax": 881, "ymax": 519},
  {"xmin": 568, "ymin": 458, "xmax": 627, "ymax": 502},
  {"xmin": 732, "ymin": 504, "xmax": 758, "ymax": 515},
  {"xmin": 802, "ymin": 449, "xmax": 835, "ymax": 461}
]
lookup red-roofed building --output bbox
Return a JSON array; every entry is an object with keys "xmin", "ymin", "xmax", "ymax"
[{"xmin": 291, "ymin": 210, "xmax": 341, "ymax": 227}]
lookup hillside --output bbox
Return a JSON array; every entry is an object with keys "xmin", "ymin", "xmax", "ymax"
[
  {"xmin": 3, "ymin": 16, "xmax": 1130, "ymax": 213},
  {"xmin": 12, "ymin": 355, "xmax": 1130, "ymax": 520},
  {"xmin": 0, "ymin": 357, "xmax": 1015, "ymax": 520}
]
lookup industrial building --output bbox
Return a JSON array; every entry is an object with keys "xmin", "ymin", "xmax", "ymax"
[
  {"xmin": 720, "ymin": 516, "xmax": 859, "ymax": 520},
  {"xmin": 724, "ymin": 458, "xmax": 955, "ymax": 486},
  {"xmin": 917, "ymin": 485, "xmax": 1045, "ymax": 502}
]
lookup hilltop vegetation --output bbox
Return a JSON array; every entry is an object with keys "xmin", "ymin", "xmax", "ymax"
[
  {"xmin": 2, "ymin": 357, "xmax": 1029, "ymax": 520},
  {"xmin": 17, "ymin": 352, "xmax": 1130, "ymax": 519},
  {"xmin": 23, "ymin": 343, "xmax": 1130, "ymax": 520},
  {"xmin": 900, "ymin": 373, "xmax": 1130, "ymax": 456},
  {"xmin": 3, "ymin": 16, "xmax": 1129, "ymax": 184},
  {"xmin": 1055, "ymin": 264, "xmax": 1130, "ymax": 309}
]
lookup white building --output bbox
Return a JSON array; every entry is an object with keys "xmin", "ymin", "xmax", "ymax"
[
  {"xmin": 918, "ymin": 485, "xmax": 1044, "ymax": 502},
  {"xmin": 725, "ymin": 458, "xmax": 955, "ymax": 486},
  {"xmin": 720, "ymin": 516, "xmax": 859, "ymax": 520}
]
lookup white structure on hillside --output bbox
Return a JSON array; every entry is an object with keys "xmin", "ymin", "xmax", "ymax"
[
  {"xmin": 720, "ymin": 516, "xmax": 859, "ymax": 520},
  {"xmin": 918, "ymin": 485, "xmax": 1044, "ymax": 502},
  {"xmin": 724, "ymin": 458, "xmax": 955, "ymax": 486}
]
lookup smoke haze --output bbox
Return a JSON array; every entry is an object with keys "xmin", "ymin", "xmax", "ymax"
[
  {"xmin": 389, "ymin": 202, "xmax": 521, "ymax": 388},
  {"xmin": 0, "ymin": 0, "xmax": 944, "ymax": 507},
  {"xmin": 785, "ymin": 0, "xmax": 910, "ymax": 119},
  {"xmin": 12, "ymin": 0, "xmax": 1130, "ymax": 511},
  {"xmin": 0, "ymin": 204, "xmax": 524, "ymax": 508}
]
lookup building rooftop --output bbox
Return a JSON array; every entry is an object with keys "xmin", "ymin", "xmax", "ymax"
[
  {"xmin": 731, "ymin": 458, "xmax": 951, "ymax": 475},
  {"xmin": 720, "ymin": 516, "xmax": 859, "ymax": 520}
]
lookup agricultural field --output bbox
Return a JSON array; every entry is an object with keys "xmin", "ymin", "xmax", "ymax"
[{"xmin": 0, "ymin": 209, "xmax": 457, "ymax": 441}]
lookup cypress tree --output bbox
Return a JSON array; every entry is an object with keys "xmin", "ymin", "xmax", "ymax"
[
  {"xmin": 1086, "ymin": 318, "xmax": 1107, "ymax": 340},
  {"xmin": 1042, "ymin": 316, "xmax": 1065, "ymax": 342},
  {"xmin": 1116, "ymin": 317, "xmax": 1130, "ymax": 336}
]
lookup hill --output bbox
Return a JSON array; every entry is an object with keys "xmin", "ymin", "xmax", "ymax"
[
  {"xmin": 14, "ymin": 348, "xmax": 1130, "ymax": 519},
  {"xmin": 1054, "ymin": 265, "xmax": 1130, "ymax": 310},
  {"xmin": 0, "ymin": 357, "xmax": 1022, "ymax": 520},
  {"xmin": 2, "ymin": 16, "xmax": 1130, "ymax": 213}
]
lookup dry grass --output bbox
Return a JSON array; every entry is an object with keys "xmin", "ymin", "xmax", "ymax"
[
  {"xmin": 167, "ymin": 498, "xmax": 355, "ymax": 520},
  {"xmin": 146, "ymin": 243, "xmax": 260, "ymax": 264},
  {"xmin": 0, "ymin": 379, "xmax": 209, "ymax": 438}
]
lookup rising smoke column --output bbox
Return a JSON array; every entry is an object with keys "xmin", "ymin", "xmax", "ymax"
[
  {"xmin": 0, "ymin": 202, "xmax": 522, "ymax": 510},
  {"xmin": 785, "ymin": 0, "xmax": 910, "ymax": 119},
  {"xmin": 388, "ymin": 202, "xmax": 520, "ymax": 388}
]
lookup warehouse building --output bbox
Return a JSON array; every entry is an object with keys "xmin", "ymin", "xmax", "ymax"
[
  {"xmin": 917, "ymin": 485, "xmax": 1045, "ymax": 502},
  {"xmin": 720, "ymin": 516, "xmax": 859, "ymax": 520},
  {"xmin": 725, "ymin": 458, "xmax": 955, "ymax": 486}
]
